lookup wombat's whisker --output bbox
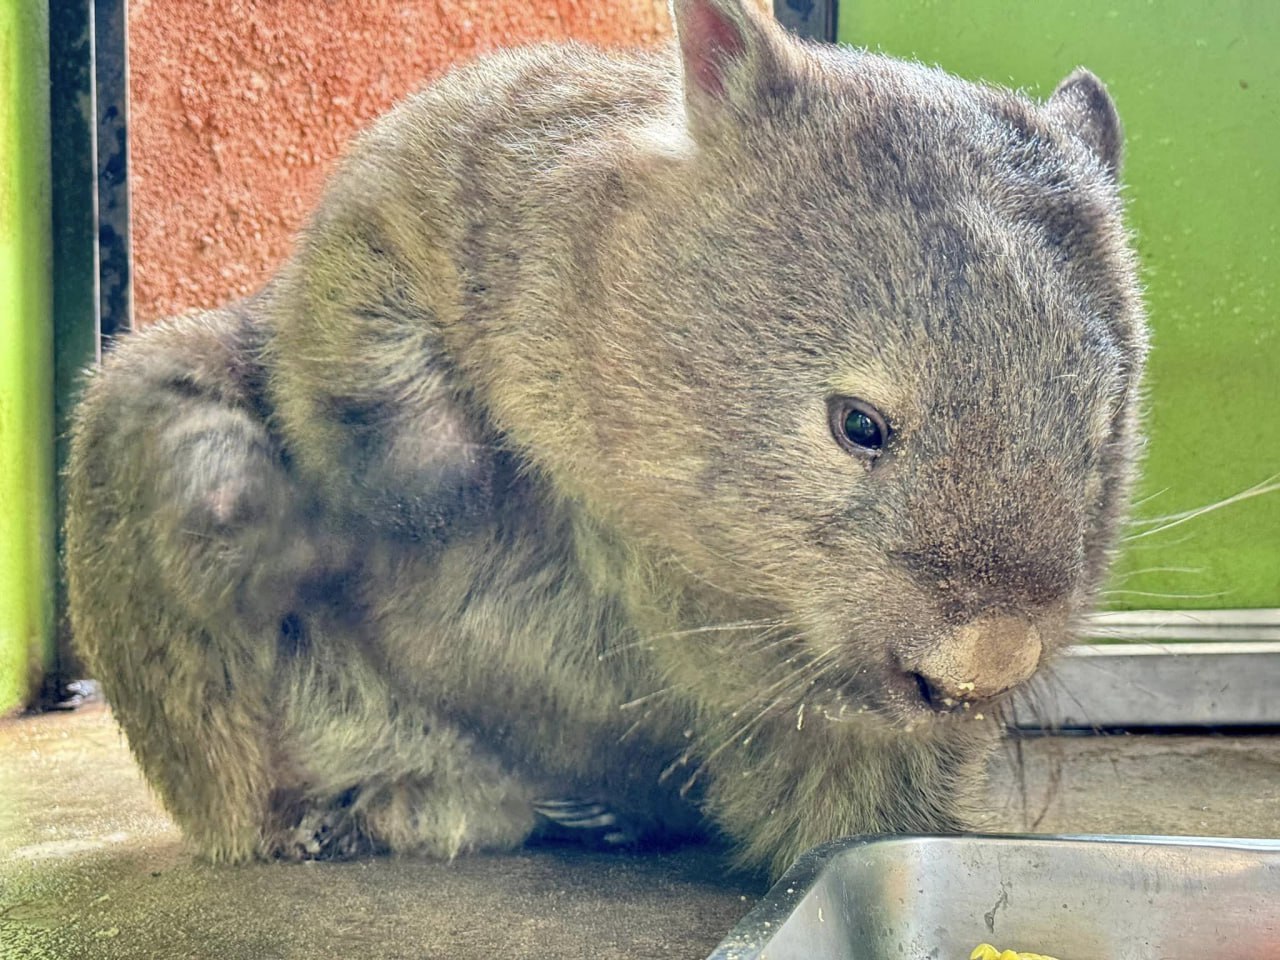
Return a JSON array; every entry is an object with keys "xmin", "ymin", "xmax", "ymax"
[
  {"xmin": 1127, "ymin": 485, "xmax": 1172, "ymax": 513},
  {"xmin": 1006, "ymin": 765, "xmax": 1039, "ymax": 831},
  {"xmin": 1029, "ymin": 746, "xmax": 1064, "ymax": 832},
  {"xmin": 696, "ymin": 647, "xmax": 834, "ymax": 742},
  {"xmin": 419, "ymin": 440, "xmax": 498, "ymax": 452},
  {"xmin": 685, "ymin": 645, "xmax": 837, "ymax": 779},
  {"xmin": 690, "ymin": 539, "xmax": 816, "ymax": 601},
  {"xmin": 616, "ymin": 716, "xmax": 648, "ymax": 745},
  {"xmin": 1075, "ymin": 633, "xmax": 1185, "ymax": 653},
  {"xmin": 1006, "ymin": 685, "xmax": 1068, "ymax": 831},
  {"xmin": 658, "ymin": 750, "xmax": 694, "ymax": 785},
  {"xmin": 1060, "ymin": 657, "xmax": 1135, "ymax": 679},
  {"xmin": 1086, "ymin": 608, "xmax": 1219, "ymax": 633},
  {"xmin": 1123, "ymin": 475, "xmax": 1280, "ymax": 541},
  {"xmin": 1122, "ymin": 530, "xmax": 1197, "ymax": 552},
  {"xmin": 1079, "ymin": 628, "xmax": 1150, "ymax": 640},
  {"xmin": 732, "ymin": 640, "xmax": 832, "ymax": 710},
  {"xmin": 732, "ymin": 638, "xmax": 803, "ymax": 668},
  {"xmin": 735, "ymin": 625, "xmax": 809, "ymax": 656},
  {"xmin": 618, "ymin": 686, "xmax": 677, "ymax": 711},
  {"xmin": 649, "ymin": 618, "xmax": 788, "ymax": 642},
  {"xmin": 1039, "ymin": 664, "xmax": 1101, "ymax": 734},
  {"xmin": 619, "ymin": 627, "xmax": 814, "ymax": 714},
  {"xmin": 1100, "ymin": 588, "xmax": 1229, "ymax": 601},
  {"xmin": 722, "ymin": 650, "xmax": 842, "ymax": 751},
  {"xmin": 682, "ymin": 687, "xmax": 799, "ymax": 797},
  {"xmin": 663, "ymin": 552, "xmax": 750, "ymax": 599},
  {"xmin": 1007, "ymin": 733, "xmax": 1030, "ymax": 829},
  {"xmin": 1127, "ymin": 476, "xmax": 1278, "ymax": 524},
  {"xmin": 1108, "ymin": 564, "xmax": 1205, "ymax": 580},
  {"xmin": 596, "ymin": 617, "xmax": 791, "ymax": 661}
]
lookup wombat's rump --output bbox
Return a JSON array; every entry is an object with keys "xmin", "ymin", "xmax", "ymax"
[{"xmin": 65, "ymin": 0, "xmax": 1146, "ymax": 878}]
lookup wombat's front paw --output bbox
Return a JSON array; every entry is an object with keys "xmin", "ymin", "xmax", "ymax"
[{"xmin": 282, "ymin": 806, "xmax": 377, "ymax": 861}]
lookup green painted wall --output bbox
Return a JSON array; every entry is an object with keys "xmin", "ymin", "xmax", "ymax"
[
  {"xmin": 841, "ymin": 0, "xmax": 1280, "ymax": 610},
  {"xmin": 0, "ymin": 0, "xmax": 56, "ymax": 712}
]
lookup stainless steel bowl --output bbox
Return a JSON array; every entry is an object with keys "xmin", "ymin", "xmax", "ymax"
[{"xmin": 706, "ymin": 835, "xmax": 1280, "ymax": 960}]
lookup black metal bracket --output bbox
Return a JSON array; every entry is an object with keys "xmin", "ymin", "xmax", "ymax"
[
  {"xmin": 773, "ymin": 0, "xmax": 837, "ymax": 43},
  {"xmin": 95, "ymin": 0, "xmax": 132, "ymax": 341}
]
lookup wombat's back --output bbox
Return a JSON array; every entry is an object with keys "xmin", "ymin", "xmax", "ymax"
[{"xmin": 259, "ymin": 41, "xmax": 689, "ymax": 529}]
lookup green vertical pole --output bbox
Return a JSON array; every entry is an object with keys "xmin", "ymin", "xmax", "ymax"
[{"xmin": 0, "ymin": 0, "xmax": 56, "ymax": 713}]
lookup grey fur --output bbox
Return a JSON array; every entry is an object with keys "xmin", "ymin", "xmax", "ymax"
[{"xmin": 65, "ymin": 0, "xmax": 1146, "ymax": 879}]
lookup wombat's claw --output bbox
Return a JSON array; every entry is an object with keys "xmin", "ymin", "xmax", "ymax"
[
  {"xmin": 285, "ymin": 807, "xmax": 372, "ymax": 860},
  {"xmin": 534, "ymin": 798, "xmax": 617, "ymax": 828},
  {"xmin": 532, "ymin": 798, "xmax": 637, "ymax": 847}
]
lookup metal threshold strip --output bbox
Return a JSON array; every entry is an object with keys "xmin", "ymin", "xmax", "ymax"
[{"xmin": 1009, "ymin": 609, "xmax": 1280, "ymax": 730}]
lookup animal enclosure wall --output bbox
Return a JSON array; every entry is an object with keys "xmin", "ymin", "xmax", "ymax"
[{"xmin": 127, "ymin": 0, "xmax": 671, "ymax": 322}]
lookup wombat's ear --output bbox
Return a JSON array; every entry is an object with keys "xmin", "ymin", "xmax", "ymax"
[
  {"xmin": 671, "ymin": 0, "xmax": 793, "ymax": 139},
  {"xmin": 1045, "ymin": 68, "xmax": 1124, "ymax": 177}
]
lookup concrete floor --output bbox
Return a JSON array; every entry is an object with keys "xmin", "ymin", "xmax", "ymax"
[{"xmin": 2, "ymin": 703, "xmax": 1278, "ymax": 960}]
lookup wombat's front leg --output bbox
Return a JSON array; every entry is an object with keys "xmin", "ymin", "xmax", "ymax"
[
  {"xmin": 266, "ymin": 191, "xmax": 499, "ymax": 540},
  {"xmin": 65, "ymin": 310, "xmax": 342, "ymax": 861}
]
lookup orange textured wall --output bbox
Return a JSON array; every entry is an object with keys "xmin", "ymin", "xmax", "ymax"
[{"xmin": 129, "ymin": 0, "xmax": 672, "ymax": 323}]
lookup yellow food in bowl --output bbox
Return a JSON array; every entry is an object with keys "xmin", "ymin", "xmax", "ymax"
[{"xmin": 970, "ymin": 944, "xmax": 1061, "ymax": 960}]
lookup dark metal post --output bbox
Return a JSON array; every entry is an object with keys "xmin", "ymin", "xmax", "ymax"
[
  {"xmin": 46, "ymin": 0, "xmax": 132, "ymax": 702},
  {"xmin": 47, "ymin": 0, "xmax": 99, "ymax": 699},
  {"xmin": 95, "ymin": 0, "xmax": 132, "ymax": 339}
]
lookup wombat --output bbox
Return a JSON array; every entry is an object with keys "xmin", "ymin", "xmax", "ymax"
[{"xmin": 65, "ymin": 0, "xmax": 1147, "ymax": 879}]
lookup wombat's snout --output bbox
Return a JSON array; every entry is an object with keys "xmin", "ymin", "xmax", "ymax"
[{"xmin": 901, "ymin": 614, "xmax": 1045, "ymax": 709}]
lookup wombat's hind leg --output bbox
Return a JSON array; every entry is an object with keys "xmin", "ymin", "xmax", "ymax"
[{"xmin": 64, "ymin": 313, "xmax": 331, "ymax": 863}]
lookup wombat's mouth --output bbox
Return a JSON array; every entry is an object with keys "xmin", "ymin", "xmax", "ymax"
[
  {"xmin": 905, "ymin": 671, "xmax": 1004, "ymax": 718},
  {"xmin": 908, "ymin": 671, "xmax": 946, "ymax": 708},
  {"xmin": 863, "ymin": 666, "xmax": 1014, "ymax": 725}
]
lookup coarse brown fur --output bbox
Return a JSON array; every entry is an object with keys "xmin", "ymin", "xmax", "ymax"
[{"xmin": 65, "ymin": 0, "xmax": 1147, "ymax": 879}]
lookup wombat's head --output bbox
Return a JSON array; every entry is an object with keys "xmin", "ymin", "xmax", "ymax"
[{"xmin": 548, "ymin": 0, "xmax": 1146, "ymax": 721}]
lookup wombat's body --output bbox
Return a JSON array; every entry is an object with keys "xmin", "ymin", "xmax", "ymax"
[{"xmin": 66, "ymin": 0, "xmax": 1146, "ymax": 877}]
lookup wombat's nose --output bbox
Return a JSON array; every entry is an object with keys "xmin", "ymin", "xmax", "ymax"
[{"xmin": 910, "ymin": 615, "xmax": 1043, "ymax": 705}]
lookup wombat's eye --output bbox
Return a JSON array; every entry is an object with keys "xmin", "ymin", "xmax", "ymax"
[{"xmin": 828, "ymin": 397, "xmax": 889, "ymax": 459}]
